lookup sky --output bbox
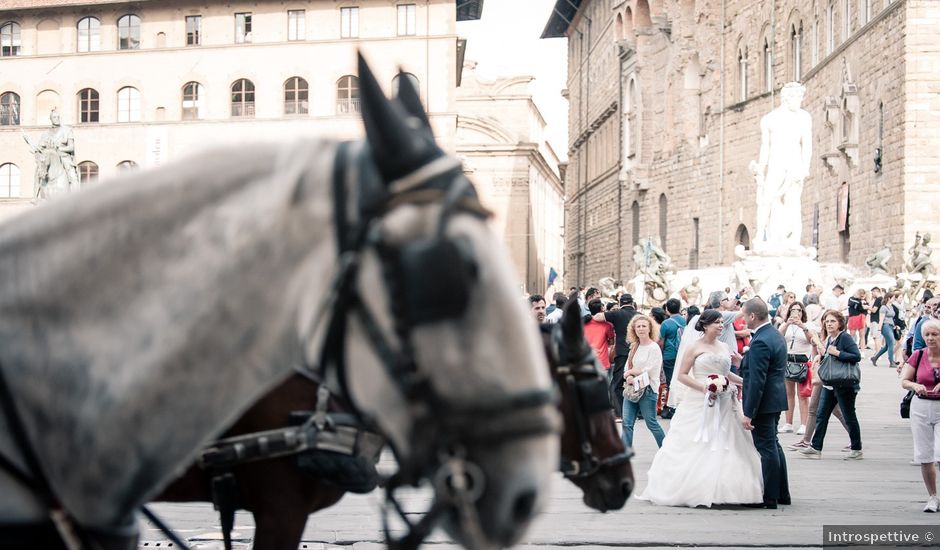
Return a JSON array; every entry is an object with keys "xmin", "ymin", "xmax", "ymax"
[{"xmin": 457, "ymin": 0, "xmax": 569, "ymax": 160}]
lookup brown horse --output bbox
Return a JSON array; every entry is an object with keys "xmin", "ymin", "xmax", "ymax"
[{"xmin": 156, "ymin": 300, "xmax": 633, "ymax": 549}]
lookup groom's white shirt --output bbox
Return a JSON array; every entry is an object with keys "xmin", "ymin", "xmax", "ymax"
[{"xmin": 752, "ymin": 321, "xmax": 773, "ymax": 335}]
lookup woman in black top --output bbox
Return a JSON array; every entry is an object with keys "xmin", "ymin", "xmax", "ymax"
[
  {"xmin": 798, "ymin": 309, "xmax": 863, "ymax": 460},
  {"xmin": 846, "ymin": 288, "xmax": 868, "ymax": 349}
]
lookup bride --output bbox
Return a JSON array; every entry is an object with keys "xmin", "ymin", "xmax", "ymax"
[{"xmin": 638, "ymin": 309, "xmax": 763, "ymax": 507}]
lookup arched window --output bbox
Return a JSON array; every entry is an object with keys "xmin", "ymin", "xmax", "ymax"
[
  {"xmin": 826, "ymin": 3, "xmax": 835, "ymax": 54},
  {"xmin": 77, "ymin": 16, "xmax": 101, "ymax": 52},
  {"xmin": 117, "ymin": 160, "xmax": 137, "ymax": 172},
  {"xmin": 391, "ymin": 72, "xmax": 419, "ymax": 96},
  {"xmin": 615, "ymin": 13, "xmax": 624, "ymax": 41},
  {"xmin": 336, "ymin": 75, "xmax": 360, "ymax": 114},
  {"xmin": 623, "ymin": 8, "xmax": 634, "ymax": 37},
  {"xmin": 631, "ymin": 201, "xmax": 641, "ymax": 246},
  {"xmin": 842, "ymin": 0, "xmax": 851, "ymax": 38},
  {"xmin": 77, "ymin": 161, "xmax": 98, "ymax": 186},
  {"xmin": 735, "ymin": 224, "xmax": 751, "ymax": 250},
  {"xmin": 658, "ymin": 193, "xmax": 668, "ymax": 250},
  {"xmin": 0, "ymin": 163, "xmax": 20, "ymax": 198},
  {"xmin": 117, "ymin": 86, "xmax": 140, "ymax": 122},
  {"xmin": 117, "ymin": 14, "xmax": 140, "ymax": 50},
  {"xmin": 181, "ymin": 82, "xmax": 203, "ymax": 120},
  {"xmin": 762, "ymin": 37, "xmax": 773, "ymax": 92},
  {"xmin": 231, "ymin": 79, "xmax": 255, "ymax": 117},
  {"xmin": 0, "ymin": 91, "xmax": 20, "ymax": 125},
  {"xmin": 78, "ymin": 88, "xmax": 99, "ymax": 123},
  {"xmin": 36, "ymin": 90, "xmax": 59, "ymax": 120},
  {"xmin": 634, "ymin": 0, "xmax": 652, "ymax": 28},
  {"xmin": 737, "ymin": 47, "xmax": 748, "ymax": 101},
  {"xmin": 284, "ymin": 76, "xmax": 308, "ymax": 115},
  {"xmin": 1, "ymin": 22, "xmax": 21, "ymax": 56},
  {"xmin": 791, "ymin": 22, "xmax": 803, "ymax": 80}
]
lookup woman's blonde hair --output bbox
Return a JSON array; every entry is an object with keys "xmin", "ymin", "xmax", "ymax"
[{"xmin": 627, "ymin": 313, "xmax": 660, "ymax": 345}]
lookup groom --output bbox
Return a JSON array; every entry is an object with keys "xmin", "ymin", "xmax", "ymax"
[{"xmin": 740, "ymin": 298, "xmax": 791, "ymax": 509}]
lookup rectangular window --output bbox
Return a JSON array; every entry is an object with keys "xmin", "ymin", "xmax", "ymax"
[
  {"xmin": 79, "ymin": 90, "xmax": 99, "ymax": 123},
  {"xmin": 397, "ymin": 4, "xmax": 416, "ymax": 36},
  {"xmin": 827, "ymin": 4, "xmax": 835, "ymax": 54},
  {"xmin": 288, "ymin": 10, "xmax": 305, "ymax": 40},
  {"xmin": 341, "ymin": 7, "xmax": 359, "ymax": 38},
  {"xmin": 235, "ymin": 12, "xmax": 252, "ymax": 43},
  {"xmin": 186, "ymin": 16, "xmax": 201, "ymax": 46},
  {"xmin": 843, "ymin": 0, "xmax": 851, "ymax": 38}
]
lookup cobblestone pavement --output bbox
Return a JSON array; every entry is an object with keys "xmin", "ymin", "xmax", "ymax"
[{"xmin": 143, "ymin": 349, "xmax": 936, "ymax": 548}]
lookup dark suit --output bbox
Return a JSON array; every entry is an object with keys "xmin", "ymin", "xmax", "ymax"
[{"xmin": 741, "ymin": 322, "xmax": 790, "ymax": 505}]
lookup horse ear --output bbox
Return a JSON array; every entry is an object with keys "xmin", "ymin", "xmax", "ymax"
[
  {"xmin": 561, "ymin": 297, "xmax": 585, "ymax": 351},
  {"xmin": 395, "ymin": 70, "xmax": 432, "ymax": 131},
  {"xmin": 358, "ymin": 52, "xmax": 441, "ymax": 183}
]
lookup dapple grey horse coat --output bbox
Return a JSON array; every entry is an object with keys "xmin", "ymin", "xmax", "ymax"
[{"xmin": 0, "ymin": 138, "xmax": 341, "ymax": 529}]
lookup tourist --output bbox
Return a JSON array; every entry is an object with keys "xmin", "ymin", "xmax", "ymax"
[
  {"xmin": 847, "ymin": 288, "xmax": 867, "ymax": 348},
  {"xmin": 805, "ymin": 293, "xmax": 824, "ymax": 325},
  {"xmin": 778, "ymin": 302, "xmax": 815, "ymax": 435},
  {"xmin": 768, "ymin": 285, "xmax": 786, "ymax": 319},
  {"xmin": 529, "ymin": 294, "xmax": 547, "ymax": 323},
  {"xmin": 686, "ymin": 305, "xmax": 701, "ymax": 325},
  {"xmin": 867, "ymin": 287, "xmax": 884, "ymax": 351},
  {"xmin": 799, "ymin": 310, "xmax": 863, "ymax": 460},
  {"xmin": 900, "ymin": 319, "xmax": 940, "ymax": 512},
  {"xmin": 583, "ymin": 299, "xmax": 615, "ymax": 372},
  {"xmin": 650, "ymin": 307, "xmax": 668, "ymax": 326},
  {"xmin": 594, "ymin": 294, "xmax": 638, "ymax": 417},
  {"xmin": 658, "ymin": 299, "xmax": 687, "ymax": 419},
  {"xmin": 911, "ymin": 297, "xmax": 940, "ymax": 355},
  {"xmin": 544, "ymin": 292, "xmax": 567, "ymax": 324},
  {"xmin": 622, "ymin": 314, "xmax": 666, "ymax": 448},
  {"xmin": 773, "ymin": 292, "xmax": 797, "ymax": 326},
  {"xmin": 824, "ymin": 284, "xmax": 849, "ymax": 315},
  {"xmin": 872, "ymin": 292, "xmax": 899, "ymax": 367}
]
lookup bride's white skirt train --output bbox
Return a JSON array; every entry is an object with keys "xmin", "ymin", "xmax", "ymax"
[{"xmin": 638, "ymin": 390, "xmax": 764, "ymax": 508}]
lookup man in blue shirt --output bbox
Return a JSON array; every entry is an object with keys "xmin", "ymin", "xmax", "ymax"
[
  {"xmin": 659, "ymin": 298, "xmax": 686, "ymax": 418},
  {"xmin": 911, "ymin": 297, "xmax": 939, "ymax": 354}
]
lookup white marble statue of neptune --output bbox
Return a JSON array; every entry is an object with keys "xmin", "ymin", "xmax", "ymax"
[{"xmin": 751, "ymin": 82, "xmax": 813, "ymax": 251}]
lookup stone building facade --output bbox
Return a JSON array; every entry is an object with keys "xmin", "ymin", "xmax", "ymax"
[
  {"xmin": 544, "ymin": 0, "xmax": 940, "ymax": 285},
  {"xmin": 456, "ymin": 63, "xmax": 565, "ymax": 293},
  {"xmin": 0, "ymin": 0, "xmax": 481, "ymax": 220}
]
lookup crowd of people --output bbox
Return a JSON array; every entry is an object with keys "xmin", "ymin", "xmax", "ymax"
[{"xmin": 526, "ymin": 280, "xmax": 940, "ymax": 513}]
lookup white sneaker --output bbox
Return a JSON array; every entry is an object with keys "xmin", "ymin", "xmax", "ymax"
[
  {"xmin": 924, "ymin": 495, "xmax": 939, "ymax": 513},
  {"xmin": 796, "ymin": 424, "xmax": 806, "ymax": 435},
  {"xmin": 843, "ymin": 450, "xmax": 863, "ymax": 460},
  {"xmin": 778, "ymin": 423, "xmax": 794, "ymax": 433}
]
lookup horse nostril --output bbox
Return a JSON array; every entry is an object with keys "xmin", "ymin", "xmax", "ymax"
[
  {"xmin": 621, "ymin": 480, "xmax": 634, "ymax": 498},
  {"xmin": 511, "ymin": 489, "xmax": 538, "ymax": 523}
]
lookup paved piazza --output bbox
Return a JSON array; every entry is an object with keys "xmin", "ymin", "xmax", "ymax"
[{"xmin": 142, "ymin": 349, "xmax": 937, "ymax": 549}]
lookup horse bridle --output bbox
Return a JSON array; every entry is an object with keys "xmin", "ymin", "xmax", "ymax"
[
  {"xmin": 315, "ymin": 142, "xmax": 561, "ymax": 550},
  {"xmin": 545, "ymin": 324, "xmax": 634, "ymax": 480}
]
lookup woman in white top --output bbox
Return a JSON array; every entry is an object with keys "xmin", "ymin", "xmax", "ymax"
[
  {"xmin": 622, "ymin": 314, "xmax": 666, "ymax": 448},
  {"xmin": 777, "ymin": 302, "xmax": 818, "ymax": 435}
]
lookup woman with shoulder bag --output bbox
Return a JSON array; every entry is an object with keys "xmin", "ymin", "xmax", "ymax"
[
  {"xmin": 778, "ymin": 302, "xmax": 815, "ymax": 435},
  {"xmin": 798, "ymin": 309, "xmax": 864, "ymax": 460},
  {"xmin": 900, "ymin": 319, "xmax": 940, "ymax": 512},
  {"xmin": 622, "ymin": 314, "xmax": 666, "ymax": 448}
]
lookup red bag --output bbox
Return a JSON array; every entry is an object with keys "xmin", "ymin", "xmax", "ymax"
[
  {"xmin": 798, "ymin": 362, "xmax": 813, "ymax": 398},
  {"xmin": 657, "ymin": 383, "xmax": 669, "ymax": 413}
]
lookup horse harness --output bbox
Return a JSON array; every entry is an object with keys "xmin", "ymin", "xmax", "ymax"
[
  {"xmin": 543, "ymin": 324, "xmax": 634, "ymax": 480},
  {"xmin": 194, "ymin": 382, "xmax": 385, "ymax": 550},
  {"xmin": 315, "ymin": 142, "xmax": 561, "ymax": 550}
]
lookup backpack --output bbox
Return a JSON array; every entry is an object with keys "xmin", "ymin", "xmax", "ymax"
[{"xmin": 893, "ymin": 304, "xmax": 906, "ymax": 330}]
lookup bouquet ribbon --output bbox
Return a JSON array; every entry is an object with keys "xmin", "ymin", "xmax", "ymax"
[{"xmin": 694, "ymin": 392, "xmax": 729, "ymax": 451}]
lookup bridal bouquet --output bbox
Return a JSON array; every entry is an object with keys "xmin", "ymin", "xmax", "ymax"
[{"xmin": 704, "ymin": 374, "xmax": 730, "ymax": 407}]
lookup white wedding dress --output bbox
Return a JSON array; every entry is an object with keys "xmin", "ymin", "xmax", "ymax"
[{"xmin": 639, "ymin": 351, "xmax": 763, "ymax": 507}]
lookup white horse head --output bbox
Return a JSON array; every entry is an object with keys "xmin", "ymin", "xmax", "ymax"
[{"xmin": 0, "ymin": 53, "xmax": 558, "ymax": 549}]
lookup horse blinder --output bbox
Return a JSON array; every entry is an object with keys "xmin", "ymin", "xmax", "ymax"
[{"xmin": 398, "ymin": 236, "xmax": 478, "ymax": 325}]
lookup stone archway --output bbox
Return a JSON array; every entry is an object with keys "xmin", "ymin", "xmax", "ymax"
[{"xmin": 735, "ymin": 224, "xmax": 751, "ymax": 250}]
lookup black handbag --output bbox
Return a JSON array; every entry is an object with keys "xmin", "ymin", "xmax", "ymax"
[
  {"xmin": 818, "ymin": 337, "xmax": 861, "ymax": 387},
  {"xmin": 785, "ymin": 356, "xmax": 809, "ymax": 382},
  {"xmin": 784, "ymin": 328, "xmax": 809, "ymax": 382},
  {"xmin": 901, "ymin": 350, "xmax": 925, "ymax": 419}
]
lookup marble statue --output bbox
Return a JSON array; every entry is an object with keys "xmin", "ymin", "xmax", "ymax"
[
  {"xmin": 751, "ymin": 82, "xmax": 813, "ymax": 251},
  {"xmin": 22, "ymin": 108, "xmax": 79, "ymax": 200},
  {"xmin": 865, "ymin": 244, "xmax": 891, "ymax": 275},
  {"xmin": 907, "ymin": 232, "xmax": 935, "ymax": 277},
  {"xmin": 680, "ymin": 276, "xmax": 703, "ymax": 306},
  {"xmin": 633, "ymin": 237, "xmax": 674, "ymax": 304}
]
